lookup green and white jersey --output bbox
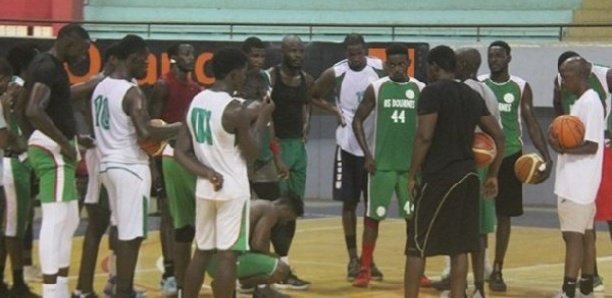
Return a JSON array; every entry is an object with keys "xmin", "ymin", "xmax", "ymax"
[
  {"xmin": 370, "ymin": 76, "xmax": 425, "ymax": 171},
  {"xmin": 479, "ymin": 74, "xmax": 526, "ymax": 156},
  {"xmin": 334, "ymin": 57, "xmax": 385, "ymax": 156},
  {"xmin": 557, "ymin": 64, "xmax": 610, "ymax": 130}
]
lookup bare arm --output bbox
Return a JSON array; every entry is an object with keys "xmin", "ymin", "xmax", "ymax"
[
  {"xmin": 223, "ymin": 99, "xmax": 275, "ymax": 163},
  {"xmin": 352, "ymin": 85, "xmax": 376, "ymax": 172},
  {"xmin": 478, "ymin": 114, "xmax": 506, "ymax": 196},
  {"xmin": 521, "ymin": 83, "xmax": 553, "ymax": 181},
  {"xmin": 310, "ymin": 68, "xmax": 343, "ymax": 123},
  {"xmin": 70, "ymin": 75, "xmax": 104, "ymax": 102},
  {"xmin": 249, "ymin": 214, "xmax": 278, "ymax": 253},
  {"xmin": 26, "ymin": 83, "xmax": 76, "ymax": 159},
  {"xmin": 552, "ymin": 77, "xmax": 565, "ymax": 117},
  {"xmin": 123, "ymin": 86, "xmax": 181, "ymax": 142},
  {"xmin": 149, "ymin": 79, "xmax": 168, "ymax": 119}
]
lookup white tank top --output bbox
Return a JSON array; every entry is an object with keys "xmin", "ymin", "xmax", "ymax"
[
  {"xmin": 334, "ymin": 57, "xmax": 384, "ymax": 156},
  {"xmin": 187, "ymin": 90, "xmax": 249, "ymax": 201},
  {"xmin": 91, "ymin": 77, "xmax": 148, "ymax": 164}
]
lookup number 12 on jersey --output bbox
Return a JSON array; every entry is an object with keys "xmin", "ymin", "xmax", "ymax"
[{"xmin": 191, "ymin": 108, "xmax": 213, "ymax": 145}]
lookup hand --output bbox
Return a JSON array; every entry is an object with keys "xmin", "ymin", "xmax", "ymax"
[
  {"xmin": 77, "ymin": 134, "xmax": 96, "ymax": 149},
  {"xmin": 408, "ymin": 177, "xmax": 418, "ymax": 200},
  {"xmin": 274, "ymin": 157, "xmax": 289, "ymax": 180},
  {"xmin": 335, "ymin": 110, "xmax": 346, "ymax": 127},
  {"xmin": 60, "ymin": 141, "xmax": 78, "ymax": 161},
  {"xmin": 547, "ymin": 124, "xmax": 563, "ymax": 153},
  {"xmin": 533, "ymin": 159, "xmax": 553, "ymax": 183},
  {"xmin": 364, "ymin": 155, "xmax": 376, "ymax": 174},
  {"xmin": 483, "ymin": 176, "xmax": 498, "ymax": 198},
  {"xmin": 207, "ymin": 170, "xmax": 224, "ymax": 191}
]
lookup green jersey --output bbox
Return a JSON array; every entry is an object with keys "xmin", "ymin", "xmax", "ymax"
[
  {"xmin": 371, "ymin": 77, "xmax": 425, "ymax": 171},
  {"xmin": 558, "ymin": 64, "xmax": 610, "ymax": 130},
  {"xmin": 479, "ymin": 75, "xmax": 526, "ymax": 156}
]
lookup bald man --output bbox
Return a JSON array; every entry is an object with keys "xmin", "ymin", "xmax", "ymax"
[{"xmin": 550, "ymin": 57, "xmax": 605, "ymax": 298}]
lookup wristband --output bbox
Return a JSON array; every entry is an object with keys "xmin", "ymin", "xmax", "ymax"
[{"xmin": 270, "ymin": 141, "xmax": 281, "ymax": 156}]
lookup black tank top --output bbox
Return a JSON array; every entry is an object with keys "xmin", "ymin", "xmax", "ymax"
[{"xmin": 271, "ymin": 67, "xmax": 308, "ymax": 139}]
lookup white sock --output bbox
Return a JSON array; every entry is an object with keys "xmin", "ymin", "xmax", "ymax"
[
  {"xmin": 43, "ymin": 283, "xmax": 57, "ymax": 298},
  {"xmin": 280, "ymin": 256, "xmax": 290, "ymax": 265},
  {"xmin": 109, "ymin": 253, "xmax": 117, "ymax": 277},
  {"xmin": 57, "ymin": 276, "xmax": 69, "ymax": 298}
]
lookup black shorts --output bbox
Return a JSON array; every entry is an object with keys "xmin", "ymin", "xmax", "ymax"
[
  {"xmin": 332, "ymin": 147, "xmax": 367, "ymax": 205},
  {"xmin": 495, "ymin": 151, "xmax": 523, "ymax": 217},
  {"xmin": 406, "ymin": 173, "xmax": 480, "ymax": 258}
]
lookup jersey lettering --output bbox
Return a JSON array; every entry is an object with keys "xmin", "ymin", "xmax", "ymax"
[
  {"xmin": 94, "ymin": 95, "xmax": 110, "ymax": 130},
  {"xmin": 191, "ymin": 108, "xmax": 213, "ymax": 145}
]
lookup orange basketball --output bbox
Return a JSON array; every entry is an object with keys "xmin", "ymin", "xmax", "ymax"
[
  {"xmin": 138, "ymin": 119, "xmax": 168, "ymax": 157},
  {"xmin": 473, "ymin": 132, "xmax": 497, "ymax": 168},
  {"xmin": 551, "ymin": 115, "xmax": 585, "ymax": 149},
  {"xmin": 514, "ymin": 153, "xmax": 546, "ymax": 184}
]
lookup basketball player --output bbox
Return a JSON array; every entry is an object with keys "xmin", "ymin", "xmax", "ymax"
[
  {"xmin": 351, "ymin": 43, "xmax": 425, "ymax": 287},
  {"xmin": 268, "ymin": 34, "xmax": 339, "ymax": 289},
  {"xmin": 91, "ymin": 34, "xmax": 181, "ymax": 298},
  {"xmin": 553, "ymin": 51, "xmax": 612, "ymax": 293},
  {"xmin": 479, "ymin": 40, "xmax": 552, "ymax": 292},
  {"xmin": 405, "ymin": 45, "xmax": 505, "ymax": 298},
  {"xmin": 150, "ymin": 42, "xmax": 201, "ymax": 296},
  {"xmin": 175, "ymin": 47, "xmax": 274, "ymax": 298},
  {"xmin": 25, "ymin": 23, "xmax": 90, "ymax": 298},
  {"xmin": 310, "ymin": 33, "xmax": 385, "ymax": 281},
  {"xmin": 550, "ymin": 57, "xmax": 605, "ymax": 298}
]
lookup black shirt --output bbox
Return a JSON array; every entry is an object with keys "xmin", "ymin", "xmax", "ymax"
[
  {"xmin": 271, "ymin": 67, "xmax": 308, "ymax": 139},
  {"xmin": 418, "ymin": 79, "xmax": 490, "ymax": 181},
  {"xmin": 26, "ymin": 53, "xmax": 76, "ymax": 139}
]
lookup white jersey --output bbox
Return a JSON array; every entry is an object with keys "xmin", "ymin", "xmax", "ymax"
[
  {"xmin": 187, "ymin": 90, "xmax": 249, "ymax": 201},
  {"xmin": 557, "ymin": 64, "xmax": 610, "ymax": 122},
  {"xmin": 334, "ymin": 57, "xmax": 384, "ymax": 156},
  {"xmin": 91, "ymin": 77, "xmax": 148, "ymax": 164},
  {"xmin": 555, "ymin": 89, "xmax": 605, "ymax": 204}
]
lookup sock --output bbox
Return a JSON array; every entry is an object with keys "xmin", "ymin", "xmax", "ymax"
[
  {"xmin": 177, "ymin": 288, "xmax": 183, "ymax": 298},
  {"xmin": 12, "ymin": 269, "xmax": 24, "ymax": 286},
  {"xmin": 562, "ymin": 277, "xmax": 577, "ymax": 298},
  {"xmin": 580, "ymin": 274, "xmax": 594, "ymax": 295},
  {"xmin": 493, "ymin": 260, "xmax": 503, "ymax": 272},
  {"xmin": 163, "ymin": 260, "xmax": 175, "ymax": 279},
  {"xmin": 109, "ymin": 253, "xmax": 117, "ymax": 277},
  {"xmin": 474, "ymin": 281, "xmax": 484, "ymax": 294},
  {"xmin": 43, "ymin": 283, "xmax": 57, "ymax": 298},
  {"xmin": 57, "ymin": 276, "xmax": 70, "ymax": 298},
  {"xmin": 280, "ymin": 256, "xmax": 289, "ymax": 265},
  {"xmin": 360, "ymin": 243, "xmax": 374, "ymax": 270},
  {"xmin": 345, "ymin": 234, "xmax": 357, "ymax": 260}
]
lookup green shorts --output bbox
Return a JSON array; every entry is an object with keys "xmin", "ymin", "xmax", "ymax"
[
  {"xmin": 163, "ymin": 156, "xmax": 196, "ymax": 229},
  {"xmin": 367, "ymin": 170, "xmax": 412, "ymax": 220},
  {"xmin": 28, "ymin": 146, "xmax": 77, "ymax": 203},
  {"xmin": 478, "ymin": 167, "xmax": 496, "ymax": 234},
  {"xmin": 207, "ymin": 252, "xmax": 279, "ymax": 279},
  {"xmin": 3, "ymin": 157, "xmax": 33, "ymax": 237}
]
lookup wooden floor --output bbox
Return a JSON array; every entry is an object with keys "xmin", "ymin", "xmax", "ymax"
[{"xmin": 20, "ymin": 217, "xmax": 612, "ymax": 297}]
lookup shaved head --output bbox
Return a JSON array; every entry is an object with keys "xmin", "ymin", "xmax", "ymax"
[
  {"xmin": 560, "ymin": 56, "xmax": 590, "ymax": 79},
  {"xmin": 281, "ymin": 34, "xmax": 305, "ymax": 69},
  {"xmin": 282, "ymin": 35, "xmax": 303, "ymax": 49},
  {"xmin": 455, "ymin": 47, "xmax": 481, "ymax": 80}
]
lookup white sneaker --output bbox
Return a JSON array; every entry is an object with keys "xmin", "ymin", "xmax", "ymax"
[
  {"xmin": 471, "ymin": 289, "xmax": 484, "ymax": 298},
  {"xmin": 160, "ymin": 276, "xmax": 177, "ymax": 296},
  {"xmin": 23, "ymin": 265, "xmax": 43, "ymax": 283}
]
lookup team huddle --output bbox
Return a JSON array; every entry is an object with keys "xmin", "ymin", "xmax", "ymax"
[{"xmin": 0, "ymin": 23, "xmax": 609, "ymax": 298}]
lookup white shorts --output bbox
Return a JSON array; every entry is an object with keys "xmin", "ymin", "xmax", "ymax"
[
  {"xmin": 84, "ymin": 148, "xmax": 102, "ymax": 204},
  {"xmin": 558, "ymin": 196, "xmax": 596, "ymax": 233},
  {"xmin": 195, "ymin": 197, "xmax": 249, "ymax": 251},
  {"xmin": 39, "ymin": 200, "xmax": 79, "ymax": 274},
  {"xmin": 100, "ymin": 162, "xmax": 151, "ymax": 241}
]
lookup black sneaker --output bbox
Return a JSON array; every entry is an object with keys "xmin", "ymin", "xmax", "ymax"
[
  {"xmin": 9, "ymin": 283, "xmax": 41, "ymax": 298},
  {"xmin": 370, "ymin": 263, "xmax": 383, "ymax": 281},
  {"xmin": 275, "ymin": 271, "xmax": 311, "ymax": 290},
  {"xmin": 431, "ymin": 276, "xmax": 451, "ymax": 291},
  {"xmin": 347, "ymin": 258, "xmax": 360, "ymax": 281},
  {"xmin": 488, "ymin": 271, "xmax": 507, "ymax": 292},
  {"xmin": 253, "ymin": 286, "xmax": 289, "ymax": 298}
]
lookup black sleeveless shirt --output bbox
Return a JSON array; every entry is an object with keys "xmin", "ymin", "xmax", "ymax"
[{"xmin": 271, "ymin": 67, "xmax": 308, "ymax": 139}]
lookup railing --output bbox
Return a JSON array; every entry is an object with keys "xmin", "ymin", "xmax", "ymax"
[{"xmin": 1, "ymin": 18, "xmax": 612, "ymax": 41}]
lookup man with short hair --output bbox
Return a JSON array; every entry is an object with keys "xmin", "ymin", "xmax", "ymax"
[
  {"xmin": 25, "ymin": 23, "xmax": 91, "ymax": 298},
  {"xmin": 405, "ymin": 45, "xmax": 504, "ymax": 298},
  {"xmin": 479, "ymin": 40, "xmax": 552, "ymax": 292},
  {"xmin": 311, "ymin": 33, "xmax": 385, "ymax": 281}
]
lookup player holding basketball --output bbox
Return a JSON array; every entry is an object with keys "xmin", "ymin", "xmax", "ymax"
[
  {"xmin": 550, "ymin": 57, "xmax": 605, "ymax": 298},
  {"xmin": 479, "ymin": 40, "xmax": 552, "ymax": 292},
  {"xmin": 405, "ymin": 45, "xmax": 504, "ymax": 298},
  {"xmin": 175, "ymin": 47, "xmax": 274, "ymax": 298},
  {"xmin": 150, "ymin": 42, "xmax": 201, "ymax": 296},
  {"xmin": 351, "ymin": 43, "xmax": 425, "ymax": 287},
  {"xmin": 25, "ymin": 23, "xmax": 90, "ymax": 298},
  {"xmin": 310, "ymin": 33, "xmax": 385, "ymax": 281},
  {"xmin": 92, "ymin": 35, "xmax": 181, "ymax": 298}
]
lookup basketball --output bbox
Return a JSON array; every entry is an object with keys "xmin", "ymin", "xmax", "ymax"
[
  {"xmin": 514, "ymin": 153, "xmax": 546, "ymax": 184},
  {"xmin": 473, "ymin": 132, "xmax": 497, "ymax": 168},
  {"xmin": 138, "ymin": 119, "xmax": 168, "ymax": 156},
  {"xmin": 550, "ymin": 115, "xmax": 585, "ymax": 149}
]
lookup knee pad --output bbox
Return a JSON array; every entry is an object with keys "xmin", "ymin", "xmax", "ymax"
[{"xmin": 174, "ymin": 225, "xmax": 195, "ymax": 242}]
